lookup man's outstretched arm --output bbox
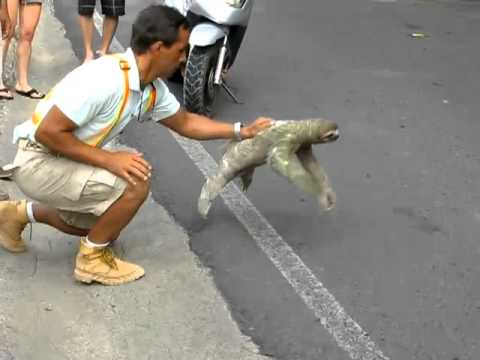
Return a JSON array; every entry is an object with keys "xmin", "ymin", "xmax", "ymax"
[{"xmin": 159, "ymin": 109, "xmax": 272, "ymax": 141}]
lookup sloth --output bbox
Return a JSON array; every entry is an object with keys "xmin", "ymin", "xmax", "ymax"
[{"xmin": 198, "ymin": 118, "xmax": 339, "ymax": 218}]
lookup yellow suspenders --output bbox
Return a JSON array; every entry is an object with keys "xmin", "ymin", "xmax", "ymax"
[
  {"xmin": 91, "ymin": 54, "xmax": 131, "ymax": 147},
  {"xmin": 31, "ymin": 54, "xmax": 157, "ymax": 148},
  {"xmin": 30, "ymin": 54, "xmax": 131, "ymax": 147},
  {"xmin": 87, "ymin": 55, "xmax": 157, "ymax": 146}
]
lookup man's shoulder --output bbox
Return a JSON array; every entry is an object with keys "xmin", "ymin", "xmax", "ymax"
[
  {"xmin": 151, "ymin": 78, "xmax": 175, "ymax": 99},
  {"xmin": 57, "ymin": 59, "xmax": 124, "ymax": 97}
]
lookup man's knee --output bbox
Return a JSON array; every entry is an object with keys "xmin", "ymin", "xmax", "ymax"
[{"xmin": 123, "ymin": 179, "xmax": 150, "ymax": 203}]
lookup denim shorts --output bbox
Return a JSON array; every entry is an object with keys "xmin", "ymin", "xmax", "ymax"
[{"xmin": 78, "ymin": 0, "xmax": 125, "ymax": 17}]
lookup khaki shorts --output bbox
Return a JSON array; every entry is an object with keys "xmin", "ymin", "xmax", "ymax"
[{"xmin": 12, "ymin": 144, "xmax": 127, "ymax": 230}]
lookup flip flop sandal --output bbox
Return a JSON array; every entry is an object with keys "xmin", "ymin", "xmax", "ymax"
[
  {"xmin": 15, "ymin": 88, "xmax": 45, "ymax": 99},
  {"xmin": 0, "ymin": 88, "xmax": 13, "ymax": 100}
]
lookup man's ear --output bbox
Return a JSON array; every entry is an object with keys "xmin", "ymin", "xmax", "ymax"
[{"xmin": 150, "ymin": 40, "xmax": 165, "ymax": 54}]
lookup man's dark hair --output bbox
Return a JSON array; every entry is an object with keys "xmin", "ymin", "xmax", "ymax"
[{"xmin": 130, "ymin": 5, "xmax": 189, "ymax": 54}]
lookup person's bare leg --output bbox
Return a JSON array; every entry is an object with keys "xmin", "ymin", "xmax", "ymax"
[
  {"xmin": 0, "ymin": 31, "xmax": 13, "ymax": 99},
  {"xmin": 78, "ymin": 14, "xmax": 95, "ymax": 63},
  {"xmin": 87, "ymin": 179, "xmax": 150, "ymax": 244},
  {"xmin": 2, "ymin": 0, "xmax": 18, "ymax": 92},
  {"xmin": 0, "ymin": 33, "xmax": 7, "ymax": 96},
  {"xmin": 31, "ymin": 204, "xmax": 89, "ymax": 237},
  {"xmin": 2, "ymin": 0, "xmax": 18, "ymax": 63},
  {"xmin": 97, "ymin": 15, "xmax": 118, "ymax": 56},
  {"xmin": 15, "ymin": 3, "xmax": 41, "ymax": 93}
]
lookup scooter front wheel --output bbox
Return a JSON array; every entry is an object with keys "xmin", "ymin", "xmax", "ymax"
[{"xmin": 183, "ymin": 43, "xmax": 221, "ymax": 116}]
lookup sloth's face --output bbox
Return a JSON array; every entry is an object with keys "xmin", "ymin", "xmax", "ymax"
[{"xmin": 313, "ymin": 121, "xmax": 339, "ymax": 144}]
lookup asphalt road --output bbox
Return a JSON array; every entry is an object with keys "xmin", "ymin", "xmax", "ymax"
[{"xmin": 55, "ymin": 0, "xmax": 480, "ymax": 359}]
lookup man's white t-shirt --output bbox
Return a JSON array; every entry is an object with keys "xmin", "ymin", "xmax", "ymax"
[{"xmin": 13, "ymin": 48, "xmax": 180, "ymax": 147}]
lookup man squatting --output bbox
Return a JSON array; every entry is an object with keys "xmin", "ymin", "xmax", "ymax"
[{"xmin": 0, "ymin": 5, "xmax": 272, "ymax": 285}]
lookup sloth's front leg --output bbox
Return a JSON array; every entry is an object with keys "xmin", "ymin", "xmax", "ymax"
[
  {"xmin": 269, "ymin": 142, "xmax": 318, "ymax": 194},
  {"xmin": 297, "ymin": 146, "xmax": 336, "ymax": 211}
]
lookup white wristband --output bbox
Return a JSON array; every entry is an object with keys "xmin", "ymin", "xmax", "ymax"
[{"xmin": 233, "ymin": 122, "xmax": 243, "ymax": 140}]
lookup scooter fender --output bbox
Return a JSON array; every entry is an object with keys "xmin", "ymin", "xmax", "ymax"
[{"xmin": 189, "ymin": 23, "xmax": 226, "ymax": 47}]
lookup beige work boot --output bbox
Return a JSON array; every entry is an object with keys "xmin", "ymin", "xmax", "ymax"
[
  {"xmin": 0, "ymin": 200, "xmax": 28, "ymax": 253},
  {"xmin": 74, "ymin": 238, "xmax": 145, "ymax": 285}
]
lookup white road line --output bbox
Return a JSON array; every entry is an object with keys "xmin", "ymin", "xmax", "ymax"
[{"xmin": 93, "ymin": 10, "xmax": 389, "ymax": 360}]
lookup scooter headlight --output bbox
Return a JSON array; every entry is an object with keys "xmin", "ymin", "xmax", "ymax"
[{"xmin": 224, "ymin": 0, "xmax": 246, "ymax": 8}]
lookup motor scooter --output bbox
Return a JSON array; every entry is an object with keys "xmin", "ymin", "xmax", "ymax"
[{"xmin": 165, "ymin": 0, "xmax": 254, "ymax": 115}]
